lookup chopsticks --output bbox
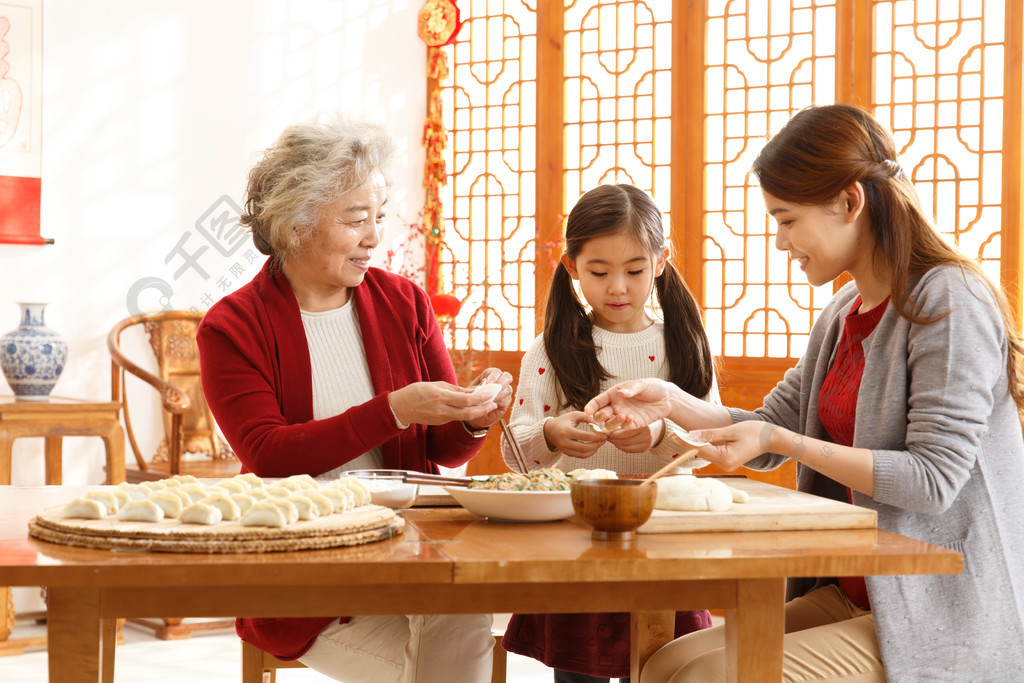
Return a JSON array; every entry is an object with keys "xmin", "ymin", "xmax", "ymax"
[
  {"xmin": 500, "ymin": 418, "xmax": 531, "ymax": 473},
  {"xmin": 402, "ymin": 471, "xmax": 474, "ymax": 488}
]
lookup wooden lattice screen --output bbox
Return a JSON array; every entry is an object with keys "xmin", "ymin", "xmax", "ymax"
[{"xmin": 438, "ymin": 0, "xmax": 1023, "ymax": 476}]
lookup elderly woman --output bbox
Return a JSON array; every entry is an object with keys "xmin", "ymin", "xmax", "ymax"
[{"xmin": 196, "ymin": 113, "xmax": 512, "ymax": 683}]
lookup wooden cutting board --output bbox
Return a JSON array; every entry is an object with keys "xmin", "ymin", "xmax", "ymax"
[{"xmin": 638, "ymin": 477, "xmax": 876, "ymax": 533}]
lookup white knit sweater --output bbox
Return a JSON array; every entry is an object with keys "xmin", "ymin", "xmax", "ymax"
[{"xmin": 504, "ymin": 322, "xmax": 719, "ymax": 475}]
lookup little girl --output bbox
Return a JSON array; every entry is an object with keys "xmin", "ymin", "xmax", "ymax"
[{"xmin": 500, "ymin": 184, "xmax": 718, "ymax": 682}]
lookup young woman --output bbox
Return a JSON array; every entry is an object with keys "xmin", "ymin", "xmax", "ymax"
[
  {"xmin": 587, "ymin": 104, "xmax": 1024, "ymax": 682},
  {"xmin": 500, "ymin": 183, "xmax": 718, "ymax": 682}
]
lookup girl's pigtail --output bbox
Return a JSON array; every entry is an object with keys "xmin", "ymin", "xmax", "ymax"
[{"xmin": 656, "ymin": 261, "xmax": 714, "ymax": 398}]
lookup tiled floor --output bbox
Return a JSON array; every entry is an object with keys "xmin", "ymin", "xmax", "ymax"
[{"xmin": 0, "ymin": 614, "xmax": 553, "ymax": 682}]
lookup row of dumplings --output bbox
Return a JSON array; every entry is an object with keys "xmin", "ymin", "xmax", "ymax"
[{"xmin": 60, "ymin": 473, "xmax": 372, "ymax": 529}]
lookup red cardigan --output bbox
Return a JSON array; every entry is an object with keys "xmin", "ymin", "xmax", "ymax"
[{"xmin": 197, "ymin": 260, "xmax": 485, "ymax": 659}]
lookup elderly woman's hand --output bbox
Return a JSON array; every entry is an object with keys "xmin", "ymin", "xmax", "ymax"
[
  {"xmin": 463, "ymin": 369, "xmax": 514, "ymax": 429},
  {"xmin": 388, "ymin": 370, "xmax": 512, "ymax": 428}
]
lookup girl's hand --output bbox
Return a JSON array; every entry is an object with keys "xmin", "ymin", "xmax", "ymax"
[
  {"xmin": 463, "ymin": 369, "xmax": 515, "ymax": 429},
  {"xmin": 584, "ymin": 378, "xmax": 675, "ymax": 430},
  {"xmin": 688, "ymin": 421, "xmax": 772, "ymax": 471},
  {"xmin": 389, "ymin": 380, "xmax": 500, "ymax": 426},
  {"xmin": 606, "ymin": 421, "xmax": 663, "ymax": 453},
  {"xmin": 543, "ymin": 411, "xmax": 608, "ymax": 459}
]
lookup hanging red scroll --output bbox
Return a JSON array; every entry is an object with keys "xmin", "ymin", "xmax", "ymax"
[{"xmin": 418, "ymin": 0, "xmax": 462, "ymax": 319}]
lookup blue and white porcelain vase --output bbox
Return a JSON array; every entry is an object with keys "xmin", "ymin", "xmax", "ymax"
[{"xmin": 0, "ymin": 302, "xmax": 68, "ymax": 401}]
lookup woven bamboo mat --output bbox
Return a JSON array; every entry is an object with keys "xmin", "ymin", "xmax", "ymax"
[{"xmin": 28, "ymin": 504, "xmax": 404, "ymax": 554}]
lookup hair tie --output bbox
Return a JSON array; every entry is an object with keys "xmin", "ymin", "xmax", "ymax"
[{"xmin": 881, "ymin": 158, "xmax": 904, "ymax": 180}]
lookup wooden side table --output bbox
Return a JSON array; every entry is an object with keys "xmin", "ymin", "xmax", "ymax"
[
  {"xmin": 0, "ymin": 396, "xmax": 125, "ymax": 486},
  {"xmin": 0, "ymin": 395, "xmax": 125, "ymax": 656}
]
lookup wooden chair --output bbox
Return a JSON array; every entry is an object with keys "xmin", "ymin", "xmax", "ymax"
[
  {"xmin": 108, "ymin": 310, "xmax": 238, "ymax": 640},
  {"xmin": 108, "ymin": 310, "xmax": 241, "ymax": 483},
  {"xmin": 241, "ymin": 630, "xmax": 508, "ymax": 683}
]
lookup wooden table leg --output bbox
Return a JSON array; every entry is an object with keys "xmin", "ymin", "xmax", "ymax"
[
  {"xmin": 101, "ymin": 618, "xmax": 118, "ymax": 683},
  {"xmin": 101, "ymin": 420, "xmax": 125, "ymax": 485},
  {"xmin": 0, "ymin": 428, "xmax": 13, "ymax": 485},
  {"xmin": 631, "ymin": 610, "xmax": 676, "ymax": 680},
  {"xmin": 725, "ymin": 578, "xmax": 785, "ymax": 683},
  {"xmin": 45, "ymin": 437, "xmax": 63, "ymax": 485},
  {"xmin": 48, "ymin": 586, "xmax": 102, "ymax": 682}
]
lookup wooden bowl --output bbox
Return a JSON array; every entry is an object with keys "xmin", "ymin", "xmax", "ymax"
[{"xmin": 570, "ymin": 479, "xmax": 656, "ymax": 542}]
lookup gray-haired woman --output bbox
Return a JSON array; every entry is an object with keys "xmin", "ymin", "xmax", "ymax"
[{"xmin": 198, "ymin": 112, "xmax": 512, "ymax": 683}]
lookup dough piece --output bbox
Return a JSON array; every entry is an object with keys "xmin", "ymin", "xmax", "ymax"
[
  {"xmin": 83, "ymin": 490, "xmax": 121, "ymax": 515},
  {"xmin": 214, "ymin": 478, "xmax": 249, "ymax": 495},
  {"xmin": 240, "ymin": 502, "xmax": 287, "ymax": 528},
  {"xmin": 286, "ymin": 494, "xmax": 320, "ymax": 521},
  {"xmin": 201, "ymin": 493, "xmax": 241, "ymax": 521},
  {"xmin": 180, "ymin": 502, "xmax": 223, "ymax": 525},
  {"xmin": 655, "ymin": 475, "xmax": 733, "ymax": 512},
  {"xmin": 229, "ymin": 493, "xmax": 257, "ymax": 515},
  {"xmin": 568, "ymin": 468, "xmax": 619, "ymax": 481},
  {"xmin": 149, "ymin": 490, "xmax": 185, "ymax": 519},
  {"xmin": 267, "ymin": 498, "xmax": 299, "ymax": 524},
  {"xmin": 236, "ymin": 473, "xmax": 265, "ymax": 488},
  {"xmin": 728, "ymin": 485, "xmax": 750, "ymax": 504},
  {"xmin": 117, "ymin": 499, "xmax": 165, "ymax": 523},
  {"xmin": 61, "ymin": 497, "xmax": 107, "ymax": 520},
  {"xmin": 472, "ymin": 382, "xmax": 503, "ymax": 401},
  {"xmin": 304, "ymin": 490, "xmax": 334, "ymax": 517},
  {"xmin": 180, "ymin": 483, "xmax": 210, "ymax": 504}
]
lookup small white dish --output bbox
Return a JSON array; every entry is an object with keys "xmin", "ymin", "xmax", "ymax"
[
  {"xmin": 339, "ymin": 470, "xmax": 418, "ymax": 509},
  {"xmin": 444, "ymin": 486, "xmax": 575, "ymax": 522}
]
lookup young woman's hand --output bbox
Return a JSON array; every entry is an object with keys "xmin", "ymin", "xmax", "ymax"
[
  {"xmin": 584, "ymin": 378, "xmax": 676, "ymax": 430},
  {"xmin": 543, "ymin": 411, "xmax": 608, "ymax": 458},
  {"xmin": 606, "ymin": 421, "xmax": 664, "ymax": 453},
  {"xmin": 688, "ymin": 420, "xmax": 772, "ymax": 471}
]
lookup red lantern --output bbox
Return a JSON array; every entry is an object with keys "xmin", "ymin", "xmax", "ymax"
[
  {"xmin": 418, "ymin": 0, "xmax": 461, "ymax": 48},
  {"xmin": 430, "ymin": 293, "xmax": 462, "ymax": 319}
]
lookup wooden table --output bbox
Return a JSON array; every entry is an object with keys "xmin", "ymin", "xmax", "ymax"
[
  {"xmin": 0, "ymin": 486, "xmax": 962, "ymax": 683},
  {"xmin": 0, "ymin": 398, "xmax": 125, "ymax": 656}
]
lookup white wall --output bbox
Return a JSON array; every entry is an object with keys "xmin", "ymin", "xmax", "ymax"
[{"xmin": 0, "ymin": 0, "xmax": 427, "ymax": 486}]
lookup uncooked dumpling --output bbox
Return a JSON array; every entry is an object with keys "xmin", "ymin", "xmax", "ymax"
[
  {"xmin": 267, "ymin": 498, "xmax": 299, "ymax": 524},
  {"xmin": 83, "ymin": 490, "xmax": 121, "ymax": 515},
  {"xmin": 240, "ymin": 502, "xmax": 287, "ymax": 528},
  {"xmin": 61, "ymin": 497, "xmax": 107, "ymax": 520},
  {"xmin": 149, "ymin": 490, "xmax": 185, "ymax": 519},
  {"xmin": 472, "ymin": 382, "xmax": 503, "ymax": 401},
  {"xmin": 318, "ymin": 487, "xmax": 351, "ymax": 512},
  {"xmin": 286, "ymin": 494, "xmax": 320, "ymax": 521},
  {"xmin": 117, "ymin": 499, "xmax": 165, "ymax": 523},
  {"xmin": 333, "ymin": 478, "xmax": 370, "ymax": 506},
  {"xmin": 304, "ymin": 490, "xmax": 334, "ymax": 517},
  {"xmin": 180, "ymin": 502, "xmax": 223, "ymax": 525},
  {"xmin": 236, "ymin": 473, "xmax": 264, "ymax": 488},
  {"xmin": 229, "ymin": 493, "xmax": 256, "ymax": 515},
  {"xmin": 180, "ymin": 483, "xmax": 211, "ymax": 504},
  {"xmin": 201, "ymin": 493, "xmax": 241, "ymax": 521},
  {"xmin": 214, "ymin": 478, "xmax": 248, "ymax": 494},
  {"xmin": 281, "ymin": 474, "xmax": 318, "ymax": 490}
]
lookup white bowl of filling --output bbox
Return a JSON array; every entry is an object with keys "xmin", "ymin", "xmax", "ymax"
[{"xmin": 444, "ymin": 468, "xmax": 579, "ymax": 522}]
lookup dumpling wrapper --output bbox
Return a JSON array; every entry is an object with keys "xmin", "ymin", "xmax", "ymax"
[
  {"xmin": 201, "ymin": 493, "xmax": 241, "ymax": 521},
  {"xmin": 180, "ymin": 502, "xmax": 223, "ymax": 525},
  {"xmin": 61, "ymin": 497, "xmax": 106, "ymax": 520},
  {"xmin": 117, "ymin": 499, "xmax": 165, "ymax": 523},
  {"xmin": 655, "ymin": 475, "xmax": 733, "ymax": 512},
  {"xmin": 149, "ymin": 490, "xmax": 184, "ymax": 518},
  {"xmin": 590, "ymin": 420, "xmax": 621, "ymax": 435},
  {"xmin": 472, "ymin": 382, "xmax": 503, "ymax": 401},
  {"xmin": 240, "ymin": 502, "xmax": 287, "ymax": 528}
]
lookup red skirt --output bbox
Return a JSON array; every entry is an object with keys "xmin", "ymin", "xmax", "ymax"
[{"xmin": 501, "ymin": 610, "xmax": 712, "ymax": 678}]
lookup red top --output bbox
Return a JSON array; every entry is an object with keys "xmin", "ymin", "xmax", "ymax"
[
  {"xmin": 817, "ymin": 295, "xmax": 888, "ymax": 611},
  {"xmin": 197, "ymin": 260, "xmax": 487, "ymax": 659}
]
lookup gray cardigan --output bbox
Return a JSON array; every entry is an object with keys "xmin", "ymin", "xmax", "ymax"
[{"xmin": 730, "ymin": 265, "xmax": 1024, "ymax": 682}]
